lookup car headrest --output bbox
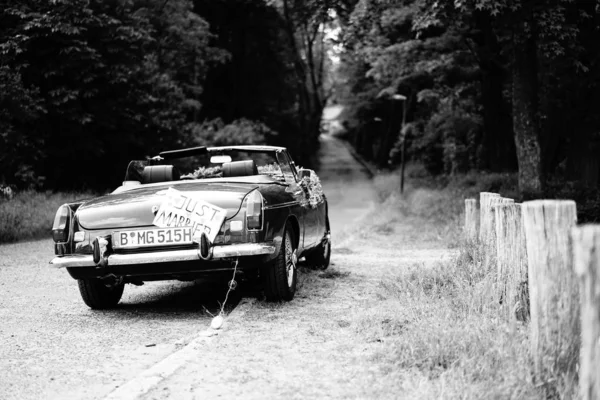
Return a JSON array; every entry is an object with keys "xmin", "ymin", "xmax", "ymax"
[
  {"xmin": 142, "ymin": 165, "xmax": 180, "ymax": 184},
  {"xmin": 221, "ymin": 160, "xmax": 258, "ymax": 178}
]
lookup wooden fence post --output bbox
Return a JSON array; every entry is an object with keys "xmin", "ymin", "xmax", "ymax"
[
  {"xmin": 522, "ymin": 200, "xmax": 579, "ymax": 385},
  {"xmin": 479, "ymin": 192, "xmax": 500, "ymax": 244},
  {"xmin": 484, "ymin": 196, "xmax": 514, "ymax": 272},
  {"xmin": 464, "ymin": 199, "xmax": 478, "ymax": 242},
  {"xmin": 494, "ymin": 203, "xmax": 528, "ymax": 322},
  {"xmin": 571, "ymin": 225, "xmax": 600, "ymax": 400}
]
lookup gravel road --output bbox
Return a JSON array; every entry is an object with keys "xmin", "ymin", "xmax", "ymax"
[{"xmin": 0, "ymin": 238, "xmax": 236, "ymax": 399}]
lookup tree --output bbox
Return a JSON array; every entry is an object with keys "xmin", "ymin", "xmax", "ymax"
[
  {"xmin": 338, "ymin": 0, "xmax": 482, "ymax": 172},
  {"xmin": 417, "ymin": 0, "xmax": 592, "ymax": 194},
  {"xmin": 0, "ymin": 0, "xmax": 217, "ymax": 188}
]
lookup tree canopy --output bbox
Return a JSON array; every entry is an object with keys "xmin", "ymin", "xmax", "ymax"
[
  {"xmin": 334, "ymin": 0, "xmax": 600, "ymax": 196},
  {"xmin": 0, "ymin": 0, "xmax": 330, "ymax": 189},
  {"xmin": 3, "ymin": 0, "xmax": 600, "ymax": 198}
]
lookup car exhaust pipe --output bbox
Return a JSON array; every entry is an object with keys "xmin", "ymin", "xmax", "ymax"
[{"xmin": 198, "ymin": 232, "xmax": 213, "ymax": 260}]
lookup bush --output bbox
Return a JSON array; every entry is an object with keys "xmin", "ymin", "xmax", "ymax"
[
  {"xmin": 190, "ymin": 118, "xmax": 277, "ymax": 147},
  {"xmin": 0, "ymin": 190, "xmax": 94, "ymax": 243},
  {"xmin": 416, "ymin": 108, "xmax": 482, "ymax": 175},
  {"xmin": 544, "ymin": 177, "xmax": 600, "ymax": 223}
]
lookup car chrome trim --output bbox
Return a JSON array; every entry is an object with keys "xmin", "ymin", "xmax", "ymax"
[
  {"xmin": 50, "ymin": 255, "xmax": 97, "ymax": 268},
  {"xmin": 264, "ymin": 201, "xmax": 300, "ymax": 210},
  {"xmin": 212, "ymin": 243, "xmax": 275, "ymax": 258},
  {"xmin": 49, "ymin": 243, "xmax": 276, "ymax": 268}
]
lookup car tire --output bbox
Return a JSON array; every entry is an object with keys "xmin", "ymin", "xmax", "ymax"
[
  {"xmin": 263, "ymin": 224, "xmax": 297, "ymax": 301},
  {"xmin": 77, "ymin": 279, "xmax": 124, "ymax": 309},
  {"xmin": 306, "ymin": 216, "xmax": 331, "ymax": 270}
]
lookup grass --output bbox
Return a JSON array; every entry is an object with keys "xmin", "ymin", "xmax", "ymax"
[
  {"xmin": 0, "ymin": 190, "xmax": 94, "ymax": 243},
  {"xmin": 318, "ymin": 268, "xmax": 351, "ymax": 280},
  {"xmin": 334, "ymin": 166, "xmax": 572, "ymax": 399}
]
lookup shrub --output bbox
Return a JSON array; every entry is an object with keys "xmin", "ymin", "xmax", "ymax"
[
  {"xmin": 190, "ymin": 118, "xmax": 277, "ymax": 147},
  {"xmin": 0, "ymin": 190, "xmax": 93, "ymax": 243},
  {"xmin": 416, "ymin": 108, "xmax": 482, "ymax": 175}
]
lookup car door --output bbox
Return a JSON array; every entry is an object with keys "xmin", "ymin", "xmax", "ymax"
[{"xmin": 277, "ymin": 151, "xmax": 318, "ymax": 249}]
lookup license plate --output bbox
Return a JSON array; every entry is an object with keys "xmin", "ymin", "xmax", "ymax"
[{"xmin": 112, "ymin": 228, "xmax": 193, "ymax": 249}]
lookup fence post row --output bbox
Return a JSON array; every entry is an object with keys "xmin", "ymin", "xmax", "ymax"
[
  {"xmin": 522, "ymin": 200, "xmax": 579, "ymax": 384},
  {"xmin": 571, "ymin": 225, "xmax": 600, "ymax": 400},
  {"xmin": 464, "ymin": 199, "xmax": 478, "ymax": 242},
  {"xmin": 494, "ymin": 203, "xmax": 528, "ymax": 322}
]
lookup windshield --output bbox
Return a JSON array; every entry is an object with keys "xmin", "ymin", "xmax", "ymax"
[{"xmin": 171, "ymin": 150, "xmax": 285, "ymax": 180}]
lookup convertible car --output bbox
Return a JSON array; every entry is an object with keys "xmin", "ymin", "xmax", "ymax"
[{"xmin": 50, "ymin": 145, "xmax": 331, "ymax": 309}]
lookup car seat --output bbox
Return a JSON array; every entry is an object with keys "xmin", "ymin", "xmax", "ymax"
[
  {"xmin": 141, "ymin": 165, "xmax": 180, "ymax": 184},
  {"xmin": 221, "ymin": 160, "xmax": 258, "ymax": 177}
]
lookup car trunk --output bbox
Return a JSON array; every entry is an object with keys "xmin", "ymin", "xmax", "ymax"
[{"xmin": 77, "ymin": 181, "xmax": 257, "ymax": 230}]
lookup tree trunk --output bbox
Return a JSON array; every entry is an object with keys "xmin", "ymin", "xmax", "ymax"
[
  {"xmin": 481, "ymin": 70, "xmax": 516, "ymax": 170},
  {"xmin": 512, "ymin": 17, "xmax": 543, "ymax": 196},
  {"xmin": 472, "ymin": 12, "xmax": 517, "ymax": 172}
]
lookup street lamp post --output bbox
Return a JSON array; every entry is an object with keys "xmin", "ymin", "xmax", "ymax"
[{"xmin": 392, "ymin": 94, "xmax": 407, "ymax": 193}]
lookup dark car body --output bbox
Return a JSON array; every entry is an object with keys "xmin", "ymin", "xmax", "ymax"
[{"xmin": 50, "ymin": 145, "xmax": 330, "ymax": 308}]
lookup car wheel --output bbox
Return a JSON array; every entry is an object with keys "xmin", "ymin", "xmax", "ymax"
[
  {"xmin": 77, "ymin": 279, "xmax": 124, "ymax": 309},
  {"xmin": 306, "ymin": 217, "xmax": 331, "ymax": 270},
  {"xmin": 263, "ymin": 224, "xmax": 297, "ymax": 301}
]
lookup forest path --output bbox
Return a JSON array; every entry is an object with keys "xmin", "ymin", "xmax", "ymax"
[{"xmin": 316, "ymin": 133, "xmax": 378, "ymax": 233}]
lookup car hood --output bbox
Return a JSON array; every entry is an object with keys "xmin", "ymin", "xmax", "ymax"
[{"xmin": 77, "ymin": 181, "xmax": 258, "ymax": 230}]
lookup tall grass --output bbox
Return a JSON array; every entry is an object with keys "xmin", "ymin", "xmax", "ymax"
[
  {"xmin": 0, "ymin": 190, "xmax": 93, "ymax": 243},
  {"xmin": 354, "ymin": 247, "xmax": 539, "ymax": 398},
  {"xmin": 350, "ymin": 167, "xmax": 571, "ymax": 398}
]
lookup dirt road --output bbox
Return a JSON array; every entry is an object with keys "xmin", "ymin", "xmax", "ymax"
[
  {"xmin": 0, "ymin": 242, "xmax": 233, "ymax": 399},
  {"xmin": 0, "ymin": 134, "xmax": 451, "ymax": 399},
  {"xmin": 317, "ymin": 134, "xmax": 377, "ymax": 232}
]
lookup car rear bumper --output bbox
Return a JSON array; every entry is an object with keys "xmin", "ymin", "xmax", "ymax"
[{"xmin": 50, "ymin": 243, "xmax": 277, "ymax": 269}]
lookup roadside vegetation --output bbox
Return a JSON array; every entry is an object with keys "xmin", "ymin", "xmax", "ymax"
[
  {"xmin": 0, "ymin": 190, "xmax": 93, "ymax": 243},
  {"xmin": 294, "ymin": 167, "xmax": 550, "ymax": 398}
]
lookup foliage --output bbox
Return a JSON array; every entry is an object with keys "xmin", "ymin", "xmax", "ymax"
[
  {"xmin": 257, "ymin": 163, "xmax": 284, "ymax": 178},
  {"xmin": 183, "ymin": 165, "xmax": 222, "ymax": 179},
  {"xmin": 336, "ymin": 0, "xmax": 482, "ymax": 171},
  {"xmin": 417, "ymin": 107, "xmax": 482, "ymax": 175},
  {"xmin": 0, "ymin": 0, "xmax": 222, "ymax": 189},
  {"xmin": 0, "ymin": 189, "xmax": 94, "ymax": 243},
  {"xmin": 291, "ymin": 170, "xmax": 325, "ymax": 209},
  {"xmin": 192, "ymin": 0, "xmax": 324, "ymax": 166},
  {"xmin": 0, "ymin": 0, "xmax": 332, "ymax": 190},
  {"xmin": 191, "ymin": 118, "xmax": 276, "ymax": 147},
  {"xmin": 334, "ymin": 0, "xmax": 600, "ymax": 195}
]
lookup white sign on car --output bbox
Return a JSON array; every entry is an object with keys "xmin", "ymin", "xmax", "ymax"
[{"xmin": 152, "ymin": 187, "xmax": 227, "ymax": 243}]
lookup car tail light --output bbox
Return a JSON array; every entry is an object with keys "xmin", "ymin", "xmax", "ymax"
[
  {"xmin": 246, "ymin": 190, "xmax": 263, "ymax": 230},
  {"xmin": 52, "ymin": 204, "xmax": 71, "ymax": 242}
]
